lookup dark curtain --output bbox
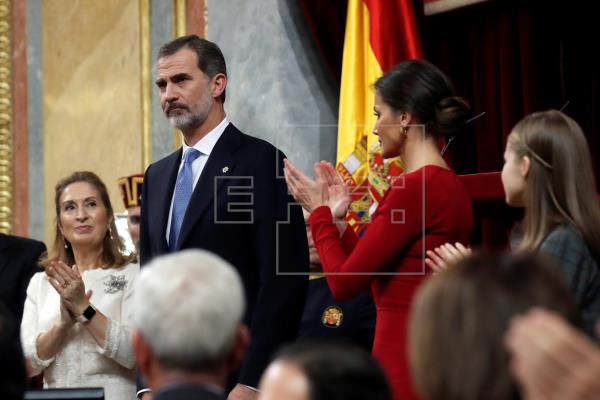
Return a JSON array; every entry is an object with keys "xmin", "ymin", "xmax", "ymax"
[
  {"xmin": 297, "ymin": 0, "xmax": 347, "ymax": 88},
  {"xmin": 423, "ymin": 0, "xmax": 600, "ymax": 182}
]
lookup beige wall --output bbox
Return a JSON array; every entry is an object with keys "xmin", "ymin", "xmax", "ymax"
[{"xmin": 42, "ymin": 0, "xmax": 142, "ymax": 242}]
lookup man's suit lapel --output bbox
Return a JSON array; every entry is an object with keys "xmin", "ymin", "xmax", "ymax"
[
  {"xmin": 176, "ymin": 124, "xmax": 243, "ymax": 250},
  {"xmin": 155, "ymin": 149, "xmax": 182, "ymax": 253}
]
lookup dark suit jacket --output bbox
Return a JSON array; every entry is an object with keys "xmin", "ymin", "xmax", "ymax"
[
  {"xmin": 140, "ymin": 123, "xmax": 308, "ymax": 387},
  {"xmin": 0, "ymin": 234, "xmax": 46, "ymax": 337},
  {"xmin": 298, "ymin": 277, "xmax": 376, "ymax": 351},
  {"xmin": 152, "ymin": 384, "xmax": 224, "ymax": 400}
]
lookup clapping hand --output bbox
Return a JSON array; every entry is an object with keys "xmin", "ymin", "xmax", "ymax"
[
  {"xmin": 46, "ymin": 261, "xmax": 93, "ymax": 317},
  {"xmin": 316, "ymin": 161, "xmax": 351, "ymax": 220},
  {"xmin": 284, "ymin": 159, "xmax": 328, "ymax": 212},
  {"xmin": 425, "ymin": 242, "xmax": 472, "ymax": 273},
  {"xmin": 505, "ymin": 309, "xmax": 600, "ymax": 400},
  {"xmin": 284, "ymin": 159, "xmax": 351, "ymax": 220}
]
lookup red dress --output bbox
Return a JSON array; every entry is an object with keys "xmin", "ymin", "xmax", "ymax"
[{"xmin": 310, "ymin": 165, "xmax": 473, "ymax": 400}]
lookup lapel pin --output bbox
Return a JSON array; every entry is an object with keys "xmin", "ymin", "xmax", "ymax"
[{"xmin": 222, "ymin": 166, "xmax": 230, "ymax": 174}]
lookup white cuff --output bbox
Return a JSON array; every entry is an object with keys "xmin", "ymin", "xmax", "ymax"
[
  {"xmin": 26, "ymin": 333, "xmax": 55, "ymax": 375},
  {"xmin": 136, "ymin": 388, "xmax": 152, "ymax": 399},
  {"xmin": 95, "ymin": 317, "xmax": 135, "ymax": 369}
]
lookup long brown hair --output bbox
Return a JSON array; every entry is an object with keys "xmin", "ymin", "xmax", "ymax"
[
  {"xmin": 41, "ymin": 171, "xmax": 133, "ymax": 269},
  {"xmin": 409, "ymin": 252, "xmax": 578, "ymax": 400},
  {"xmin": 508, "ymin": 110, "xmax": 600, "ymax": 253}
]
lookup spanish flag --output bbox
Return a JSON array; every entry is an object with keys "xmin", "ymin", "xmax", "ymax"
[{"xmin": 337, "ymin": 0, "xmax": 423, "ymax": 233}]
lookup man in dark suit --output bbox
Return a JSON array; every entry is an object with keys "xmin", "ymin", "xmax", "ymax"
[
  {"xmin": 133, "ymin": 250, "xmax": 249, "ymax": 400},
  {"xmin": 140, "ymin": 35, "xmax": 308, "ymax": 400},
  {"xmin": 0, "ymin": 234, "xmax": 46, "ymax": 337}
]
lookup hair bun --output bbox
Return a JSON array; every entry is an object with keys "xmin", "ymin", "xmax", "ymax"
[{"xmin": 433, "ymin": 96, "xmax": 470, "ymax": 135}]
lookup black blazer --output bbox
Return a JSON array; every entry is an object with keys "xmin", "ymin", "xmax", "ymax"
[
  {"xmin": 298, "ymin": 277, "xmax": 376, "ymax": 351},
  {"xmin": 140, "ymin": 123, "xmax": 308, "ymax": 386},
  {"xmin": 0, "ymin": 234, "xmax": 46, "ymax": 336},
  {"xmin": 153, "ymin": 384, "xmax": 224, "ymax": 400}
]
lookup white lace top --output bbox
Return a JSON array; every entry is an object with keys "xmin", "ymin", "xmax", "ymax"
[{"xmin": 21, "ymin": 262, "xmax": 139, "ymax": 400}]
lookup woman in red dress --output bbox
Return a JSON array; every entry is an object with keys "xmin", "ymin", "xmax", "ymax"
[{"xmin": 284, "ymin": 60, "xmax": 474, "ymax": 400}]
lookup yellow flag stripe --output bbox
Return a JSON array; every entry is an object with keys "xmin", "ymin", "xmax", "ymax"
[{"xmin": 337, "ymin": 0, "xmax": 383, "ymax": 165}]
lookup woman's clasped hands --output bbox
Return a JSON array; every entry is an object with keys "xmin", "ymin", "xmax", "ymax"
[
  {"xmin": 283, "ymin": 159, "xmax": 351, "ymax": 221},
  {"xmin": 46, "ymin": 261, "xmax": 93, "ymax": 322}
]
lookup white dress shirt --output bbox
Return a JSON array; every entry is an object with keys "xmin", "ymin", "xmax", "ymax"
[{"xmin": 165, "ymin": 117, "xmax": 230, "ymax": 244}]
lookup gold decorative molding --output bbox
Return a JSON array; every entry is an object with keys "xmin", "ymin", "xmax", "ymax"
[
  {"xmin": 171, "ymin": 0, "xmax": 186, "ymax": 149},
  {"xmin": 140, "ymin": 0, "xmax": 152, "ymax": 168},
  {"xmin": 0, "ymin": 0, "xmax": 13, "ymax": 234},
  {"xmin": 173, "ymin": 0, "xmax": 186, "ymax": 37}
]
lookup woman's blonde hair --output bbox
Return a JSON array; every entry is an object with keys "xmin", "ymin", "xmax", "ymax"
[
  {"xmin": 409, "ymin": 252, "xmax": 578, "ymax": 400},
  {"xmin": 41, "ymin": 171, "xmax": 133, "ymax": 269},
  {"xmin": 508, "ymin": 110, "xmax": 600, "ymax": 253}
]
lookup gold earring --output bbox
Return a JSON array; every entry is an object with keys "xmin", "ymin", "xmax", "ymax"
[
  {"xmin": 62, "ymin": 235, "xmax": 69, "ymax": 249},
  {"xmin": 401, "ymin": 125, "xmax": 408, "ymax": 135}
]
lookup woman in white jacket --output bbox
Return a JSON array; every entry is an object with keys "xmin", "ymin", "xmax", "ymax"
[{"xmin": 21, "ymin": 171, "xmax": 138, "ymax": 400}]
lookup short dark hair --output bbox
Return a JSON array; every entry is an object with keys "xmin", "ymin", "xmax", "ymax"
[
  {"xmin": 158, "ymin": 35, "xmax": 227, "ymax": 102},
  {"xmin": 409, "ymin": 251, "xmax": 579, "ymax": 400},
  {"xmin": 275, "ymin": 341, "xmax": 391, "ymax": 400},
  {"xmin": 375, "ymin": 59, "xmax": 470, "ymax": 137}
]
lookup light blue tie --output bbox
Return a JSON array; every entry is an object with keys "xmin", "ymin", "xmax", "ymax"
[{"xmin": 169, "ymin": 148, "xmax": 201, "ymax": 251}]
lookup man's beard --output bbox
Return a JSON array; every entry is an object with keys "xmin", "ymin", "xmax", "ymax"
[{"xmin": 165, "ymin": 92, "xmax": 212, "ymax": 131}]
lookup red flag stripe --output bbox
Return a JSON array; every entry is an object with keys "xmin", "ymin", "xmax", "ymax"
[{"xmin": 363, "ymin": 0, "xmax": 423, "ymax": 72}]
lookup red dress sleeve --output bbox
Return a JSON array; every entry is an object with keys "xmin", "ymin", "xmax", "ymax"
[
  {"xmin": 309, "ymin": 172, "xmax": 425, "ymax": 300},
  {"xmin": 341, "ymin": 223, "xmax": 359, "ymax": 253}
]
